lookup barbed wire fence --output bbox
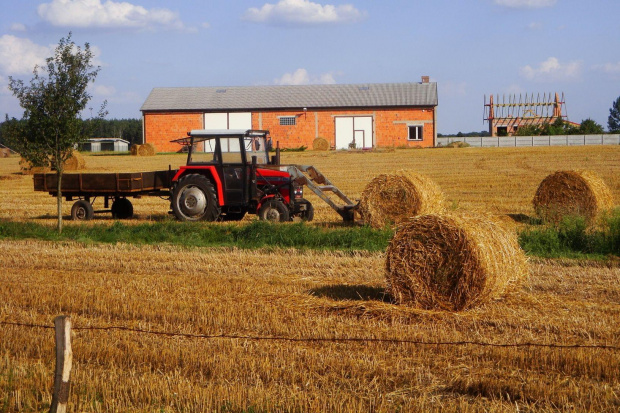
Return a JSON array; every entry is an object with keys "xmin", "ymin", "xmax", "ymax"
[{"xmin": 2, "ymin": 317, "xmax": 620, "ymax": 412}]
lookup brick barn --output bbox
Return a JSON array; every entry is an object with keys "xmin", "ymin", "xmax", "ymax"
[{"xmin": 140, "ymin": 79, "xmax": 438, "ymax": 152}]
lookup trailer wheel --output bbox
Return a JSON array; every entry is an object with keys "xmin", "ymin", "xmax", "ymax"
[
  {"xmin": 111, "ymin": 198, "xmax": 133, "ymax": 219},
  {"xmin": 71, "ymin": 200, "xmax": 94, "ymax": 221},
  {"xmin": 258, "ymin": 199, "xmax": 290, "ymax": 222},
  {"xmin": 172, "ymin": 174, "xmax": 220, "ymax": 221},
  {"xmin": 298, "ymin": 199, "xmax": 314, "ymax": 222}
]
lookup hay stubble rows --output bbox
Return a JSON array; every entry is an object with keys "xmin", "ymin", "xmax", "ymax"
[{"xmin": 1, "ymin": 145, "xmax": 619, "ymax": 411}]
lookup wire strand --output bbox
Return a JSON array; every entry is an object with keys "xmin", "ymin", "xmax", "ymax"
[{"xmin": 3, "ymin": 320, "xmax": 619, "ymax": 350}]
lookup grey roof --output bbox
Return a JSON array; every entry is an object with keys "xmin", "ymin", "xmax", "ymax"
[{"xmin": 140, "ymin": 82, "xmax": 438, "ymax": 112}]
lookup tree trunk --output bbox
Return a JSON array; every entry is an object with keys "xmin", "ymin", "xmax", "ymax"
[{"xmin": 56, "ymin": 168, "xmax": 63, "ymax": 234}]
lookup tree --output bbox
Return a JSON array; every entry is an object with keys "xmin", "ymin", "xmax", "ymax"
[
  {"xmin": 5, "ymin": 33, "xmax": 106, "ymax": 233},
  {"xmin": 81, "ymin": 118, "xmax": 142, "ymax": 144},
  {"xmin": 515, "ymin": 124, "xmax": 540, "ymax": 136},
  {"xmin": 608, "ymin": 96, "xmax": 620, "ymax": 133},
  {"xmin": 579, "ymin": 118, "xmax": 604, "ymax": 134}
]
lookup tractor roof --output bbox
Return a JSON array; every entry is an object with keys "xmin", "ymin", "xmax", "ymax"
[{"xmin": 171, "ymin": 129, "xmax": 269, "ymax": 145}]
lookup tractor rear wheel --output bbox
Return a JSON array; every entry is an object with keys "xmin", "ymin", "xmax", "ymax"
[
  {"xmin": 111, "ymin": 197, "xmax": 133, "ymax": 219},
  {"xmin": 172, "ymin": 174, "xmax": 220, "ymax": 221},
  {"xmin": 258, "ymin": 199, "xmax": 290, "ymax": 222}
]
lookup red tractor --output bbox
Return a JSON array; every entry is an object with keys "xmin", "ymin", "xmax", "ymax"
[
  {"xmin": 33, "ymin": 129, "xmax": 356, "ymax": 222},
  {"xmin": 170, "ymin": 129, "xmax": 314, "ymax": 222}
]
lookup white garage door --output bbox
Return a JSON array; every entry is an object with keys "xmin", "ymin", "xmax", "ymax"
[
  {"xmin": 204, "ymin": 113, "xmax": 228, "ymax": 129},
  {"xmin": 204, "ymin": 112, "xmax": 252, "ymax": 130},
  {"xmin": 204, "ymin": 112, "xmax": 252, "ymax": 152},
  {"xmin": 335, "ymin": 116, "xmax": 373, "ymax": 149},
  {"xmin": 228, "ymin": 112, "xmax": 252, "ymax": 129}
]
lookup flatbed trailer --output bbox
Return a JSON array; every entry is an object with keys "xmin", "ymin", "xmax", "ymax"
[{"xmin": 33, "ymin": 170, "xmax": 176, "ymax": 220}]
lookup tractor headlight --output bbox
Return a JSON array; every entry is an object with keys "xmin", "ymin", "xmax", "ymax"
[{"xmin": 293, "ymin": 185, "xmax": 303, "ymax": 199}]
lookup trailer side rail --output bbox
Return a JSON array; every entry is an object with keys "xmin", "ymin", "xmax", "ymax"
[{"xmin": 33, "ymin": 170, "xmax": 175, "ymax": 196}]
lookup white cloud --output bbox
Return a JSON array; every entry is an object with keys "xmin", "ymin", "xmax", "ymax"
[
  {"xmin": 244, "ymin": 0, "xmax": 365, "ymax": 25},
  {"xmin": 505, "ymin": 84, "xmax": 526, "ymax": 94},
  {"xmin": 594, "ymin": 62, "xmax": 620, "ymax": 76},
  {"xmin": 274, "ymin": 68, "xmax": 338, "ymax": 85},
  {"xmin": 520, "ymin": 57, "xmax": 582, "ymax": 82},
  {"xmin": 0, "ymin": 35, "xmax": 104, "ymax": 82},
  {"xmin": 317, "ymin": 72, "xmax": 337, "ymax": 84},
  {"xmin": 93, "ymin": 84, "xmax": 116, "ymax": 96},
  {"xmin": 493, "ymin": 0, "xmax": 556, "ymax": 8},
  {"xmin": 10, "ymin": 23, "xmax": 27, "ymax": 32},
  {"xmin": 528, "ymin": 21, "xmax": 543, "ymax": 30},
  {"xmin": 37, "ymin": 0, "xmax": 185, "ymax": 30},
  {"xmin": 0, "ymin": 35, "xmax": 52, "ymax": 75},
  {"xmin": 89, "ymin": 45, "xmax": 104, "ymax": 67}
]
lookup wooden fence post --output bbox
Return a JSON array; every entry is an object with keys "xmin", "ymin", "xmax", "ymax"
[{"xmin": 50, "ymin": 315, "xmax": 72, "ymax": 413}]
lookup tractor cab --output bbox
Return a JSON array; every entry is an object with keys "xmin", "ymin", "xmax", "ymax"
[
  {"xmin": 184, "ymin": 129, "xmax": 273, "ymax": 166},
  {"xmin": 170, "ymin": 129, "xmax": 312, "ymax": 222}
]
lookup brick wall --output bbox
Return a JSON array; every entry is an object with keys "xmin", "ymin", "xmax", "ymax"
[
  {"xmin": 143, "ymin": 112, "xmax": 204, "ymax": 152},
  {"xmin": 144, "ymin": 107, "xmax": 436, "ymax": 151},
  {"xmin": 257, "ymin": 107, "xmax": 435, "ymax": 148}
]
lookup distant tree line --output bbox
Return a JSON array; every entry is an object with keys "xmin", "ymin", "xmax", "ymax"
[
  {"xmin": 81, "ymin": 118, "xmax": 142, "ymax": 144},
  {"xmin": 1, "ymin": 117, "xmax": 142, "ymax": 149},
  {"xmin": 438, "ymin": 130, "xmax": 491, "ymax": 138}
]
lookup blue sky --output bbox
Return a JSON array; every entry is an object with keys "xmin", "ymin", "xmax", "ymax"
[{"xmin": 0, "ymin": 0, "xmax": 618, "ymax": 133}]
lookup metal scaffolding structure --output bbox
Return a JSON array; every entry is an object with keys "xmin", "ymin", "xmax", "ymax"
[{"xmin": 483, "ymin": 92, "xmax": 568, "ymax": 136}]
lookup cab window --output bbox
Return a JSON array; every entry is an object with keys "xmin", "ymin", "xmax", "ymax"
[
  {"xmin": 245, "ymin": 136, "xmax": 268, "ymax": 164},
  {"xmin": 189, "ymin": 139, "xmax": 219, "ymax": 164}
]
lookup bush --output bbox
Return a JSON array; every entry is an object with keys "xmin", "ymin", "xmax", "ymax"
[
  {"xmin": 515, "ymin": 125, "xmax": 540, "ymax": 136},
  {"xmin": 280, "ymin": 145, "xmax": 307, "ymax": 152},
  {"xmin": 439, "ymin": 141, "xmax": 470, "ymax": 148},
  {"xmin": 519, "ymin": 209, "xmax": 620, "ymax": 258}
]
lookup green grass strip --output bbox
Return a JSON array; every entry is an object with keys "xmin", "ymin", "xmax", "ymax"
[
  {"xmin": 1, "ymin": 212, "xmax": 618, "ymax": 259},
  {"xmin": 0, "ymin": 220, "xmax": 392, "ymax": 252}
]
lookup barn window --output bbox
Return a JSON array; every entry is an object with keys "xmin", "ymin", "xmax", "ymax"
[
  {"xmin": 408, "ymin": 125, "xmax": 423, "ymax": 141},
  {"xmin": 279, "ymin": 116, "xmax": 296, "ymax": 126}
]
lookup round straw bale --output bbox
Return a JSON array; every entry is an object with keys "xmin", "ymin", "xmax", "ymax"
[
  {"xmin": 533, "ymin": 170, "xmax": 614, "ymax": 225},
  {"xmin": 359, "ymin": 171, "xmax": 445, "ymax": 228},
  {"xmin": 19, "ymin": 157, "xmax": 29, "ymax": 172},
  {"xmin": 385, "ymin": 214, "xmax": 528, "ymax": 311},
  {"xmin": 19, "ymin": 157, "xmax": 51, "ymax": 174},
  {"xmin": 0, "ymin": 148, "xmax": 9, "ymax": 158},
  {"xmin": 63, "ymin": 150, "xmax": 85, "ymax": 171},
  {"xmin": 137, "ymin": 144, "xmax": 151, "ymax": 156},
  {"xmin": 29, "ymin": 166, "xmax": 52, "ymax": 174},
  {"xmin": 142, "ymin": 142, "xmax": 157, "ymax": 156},
  {"xmin": 312, "ymin": 137, "xmax": 330, "ymax": 151},
  {"xmin": 130, "ymin": 144, "xmax": 141, "ymax": 156}
]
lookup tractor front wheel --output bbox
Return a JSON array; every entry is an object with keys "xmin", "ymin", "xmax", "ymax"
[
  {"xmin": 297, "ymin": 198, "xmax": 314, "ymax": 222},
  {"xmin": 171, "ymin": 174, "xmax": 220, "ymax": 221},
  {"xmin": 258, "ymin": 199, "xmax": 290, "ymax": 222}
]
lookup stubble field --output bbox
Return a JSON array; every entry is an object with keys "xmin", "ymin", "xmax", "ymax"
[{"xmin": 0, "ymin": 145, "xmax": 619, "ymax": 412}]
